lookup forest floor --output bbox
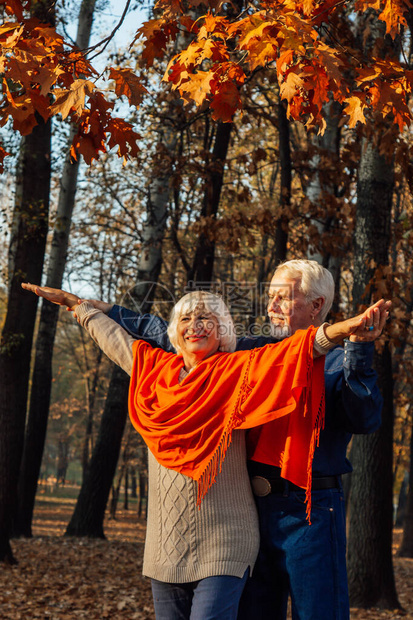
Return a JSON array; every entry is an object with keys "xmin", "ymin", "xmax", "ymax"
[{"xmin": 0, "ymin": 488, "xmax": 412, "ymax": 620}]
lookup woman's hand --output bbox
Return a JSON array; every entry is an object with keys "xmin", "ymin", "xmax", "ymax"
[
  {"xmin": 325, "ymin": 299, "xmax": 391, "ymax": 344},
  {"xmin": 21, "ymin": 283, "xmax": 80, "ymax": 310}
]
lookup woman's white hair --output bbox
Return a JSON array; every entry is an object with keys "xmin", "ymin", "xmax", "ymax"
[
  {"xmin": 274, "ymin": 259, "xmax": 335, "ymax": 322},
  {"xmin": 167, "ymin": 291, "xmax": 237, "ymax": 354}
]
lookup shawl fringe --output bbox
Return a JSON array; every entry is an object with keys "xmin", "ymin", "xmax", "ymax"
[{"xmin": 197, "ymin": 349, "xmax": 256, "ymax": 505}]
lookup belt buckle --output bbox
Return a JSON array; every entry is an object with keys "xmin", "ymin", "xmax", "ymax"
[{"xmin": 251, "ymin": 476, "xmax": 271, "ymax": 497}]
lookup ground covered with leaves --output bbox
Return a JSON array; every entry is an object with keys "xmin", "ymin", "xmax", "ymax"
[{"xmin": 1, "ymin": 494, "xmax": 412, "ymax": 619}]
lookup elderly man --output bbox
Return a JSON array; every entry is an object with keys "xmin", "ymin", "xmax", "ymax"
[{"xmin": 94, "ymin": 259, "xmax": 386, "ymax": 620}]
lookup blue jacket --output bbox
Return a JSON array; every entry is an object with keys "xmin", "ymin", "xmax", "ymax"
[{"xmin": 108, "ymin": 305, "xmax": 382, "ymax": 477}]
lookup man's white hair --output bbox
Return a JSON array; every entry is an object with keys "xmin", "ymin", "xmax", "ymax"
[
  {"xmin": 273, "ymin": 259, "xmax": 335, "ymax": 322},
  {"xmin": 167, "ymin": 291, "xmax": 237, "ymax": 354}
]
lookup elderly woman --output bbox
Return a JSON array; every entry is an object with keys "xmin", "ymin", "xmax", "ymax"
[{"xmin": 22, "ymin": 283, "xmax": 389, "ymax": 620}]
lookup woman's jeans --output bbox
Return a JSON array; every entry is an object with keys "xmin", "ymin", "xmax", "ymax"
[
  {"xmin": 151, "ymin": 569, "xmax": 249, "ymax": 620},
  {"xmin": 238, "ymin": 487, "xmax": 349, "ymax": 620}
]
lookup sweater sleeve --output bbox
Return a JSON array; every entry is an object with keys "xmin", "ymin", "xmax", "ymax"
[{"xmin": 76, "ymin": 301, "xmax": 135, "ymax": 376}]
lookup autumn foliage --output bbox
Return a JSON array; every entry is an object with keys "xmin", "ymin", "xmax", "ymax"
[
  {"xmin": 140, "ymin": 0, "xmax": 413, "ymax": 130},
  {"xmin": 1, "ymin": 0, "xmax": 412, "ymax": 171},
  {"xmin": 0, "ymin": 0, "xmax": 145, "ymax": 168}
]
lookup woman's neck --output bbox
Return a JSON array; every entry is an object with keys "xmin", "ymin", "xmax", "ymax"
[{"xmin": 182, "ymin": 350, "xmax": 217, "ymax": 372}]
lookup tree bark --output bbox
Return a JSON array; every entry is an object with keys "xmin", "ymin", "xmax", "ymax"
[
  {"xmin": 274, "ymin": 100, "xmax": 290, "ymax": 265},
  {"xmin": 398, "ymin": 422, "xmax": 413, "ymax": 556},
  {"xmin": 305, "ymin": 100, "xmax": 342, "ymax": 302},
  {"xmin": 14, "ymin": 0, "xmax": 97, "ymax": 538},
  {"xmin": 66, "ymin": 366, "xmax": 129, "ymax": 537},
  {"xmin": 189, "ymin": 121, "xmax": 232, "ymax": 283},
  {"xmin": 0, "ymin": 0, "xmax": 54, "ymax": 566},
  {"xmin": 347, "ymin": 137, "xmax": 400, "ymax": 609},
  {"xmin": 0, "ymin": 119, "xmax": 51, "ymax": 562}
]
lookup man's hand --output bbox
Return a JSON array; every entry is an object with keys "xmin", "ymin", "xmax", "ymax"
[
  {"xmin": 349, "ymin": 299, "xmax": 391, "ymax": 342},
  {"xmin": 325, "ymin": 299, "xmax": 391, "ymax": 344}
]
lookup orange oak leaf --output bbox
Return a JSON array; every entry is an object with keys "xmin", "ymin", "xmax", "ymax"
[
  {"xmin": 246, "ymin": 39, "xmax": 278, "ymax": 71},
  {"xmin": 379, "ymin": 0, "xmax": 409, "ymax": 38},
  {"xmin": 276, "ymin": 49, "xmax": 295, "ymax": 73},
  {"xmin": 235, "ymin": 14, "xmax": 279, "ymax": 50},
  {"xmin": 300, "ymin": 63, "xmax": 330, "ymax": 112},
  {"xmin": 180, "ymin": 15, "xmax": 197, "ymax": 33},
  {"xmin": 178, "ymin": 70, "xmax": 213, "ymax": 106},
  {"xmin": 109, "ymin": 68, "xmax": 147, "ymax": 107},
  {"xmin": 174, "ymin": 38, "xmax": 229, "ymax": 70},
  {"xmin": 71, "ymin": 133, "xmax": 104, "ymax": 166},
  {"xmin": 354, "ymin": 0, "xmax": 381, "ymax": 10},
  {"xmin": 154, "ymin": 0, "xmax": 184, "ymax": 19},
  {"xmin": 197, "ymin": 13, "xmax": 229, "ymax": 41},
  {"xmin": 163, "ymin": 60, "xmax": 189, "ymax": 88},
  {"xmin": 313, "ymin": 42, "xmax": 345, "ymax": 86},
  {"xmin": 107, "ymin": 118, "xmax": 140, "ymax": 159},
  {"xmin": 50, "ymin": 79, "xmax": 95, "ymax": 120},
  {"xmin": 301, "ymin": 0, "xmax": 315, "ymax": 15},
  {"xmin": 134, "ymin": 19, "xmax": 179, "ymax": 67},
  {"xmin": 0, "ymin": 0, "xmax": 25, "ymax": 20},
  {"xmin": 279, "ymin": 70, "xmax": 304, "ymax": 103},
  {"xmin": 0, "ymin": 22, "xmax": 23, "ymax": 47},
  {"xmin": 210, "ymin": 80, "xmax": 241, "ymax": 122},
  {"xmin": 343, "ymin": 96, "xmax": 367, "ymax": 128},
  {"xmin": 311, "ymin": 0, "xmax": 344, "ymax": 25},
  {"xmin": 29, "ymin": 90, "xmax": 50, "ymax": 122}
]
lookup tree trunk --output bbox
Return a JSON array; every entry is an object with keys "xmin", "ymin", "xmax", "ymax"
[
  {"xmin": 274, "ymin": 100, "xmax": 290, "ymax": 265},
  {"xmin": 347, "ymin": 137, "xmax": 400, "ymax": 609},
  {"xmin": 66, "ymin": 366, "xmax": 129, "ymax": 537},
  {"xmin": 81, "ymin": 348, "xmax": 103, "ymax": 479},
  {"xmin": 124, "ymin": 467, "xmax": 129, "ymax": 511},
  {"xmin": 347, "ymin": 343, "xmax": 399, "ymax": 608},
  {"xmin": 0, "ymin": 123, "xmax": 51, "ymax": 563},
  {"xmin": 0, "ymin": 2, "xmax": 54, "ymax": 562},
  {"xmin": 14, "ymin": 0, "xmax": 97, "ymax": 538},
  {"xmin": 189, "ymin": 121, "xmax": 232, "ymax": 283},
  {"xmin": 305, "ymin": 100, "xmax": 342, "ymax": 293},
  {"xmin": 398, "ymin": 422, "xmax": 413, "ymax": 556}
]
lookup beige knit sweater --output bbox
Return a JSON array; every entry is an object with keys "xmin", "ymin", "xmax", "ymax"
[{"xmin": 76, "ymin": 302, "xmax": 260, "ymax": 582}]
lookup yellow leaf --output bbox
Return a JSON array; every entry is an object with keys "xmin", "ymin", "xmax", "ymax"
[
  {"xmin": 279, "ymin": 71, "xmax": 304, "ymax": 103},
  {"xmin": 343, "ymin": 96, "xmax": 366, "ymax": 128},
  {"xmin": 50, "ymin": 79, "xmax": 95, "ymax": 120},
  {"xmin": 178, "ymin": 71, "xmax": 212, "ymax": 106}
]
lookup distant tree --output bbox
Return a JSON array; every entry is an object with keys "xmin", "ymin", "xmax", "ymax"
[
  {"xmin": 0, "ymin": 0, "xmax": 55, "ymax": 564},
  {"xmin": 15, "ymin": 0, "xmax": 98, "ymax": 539}
]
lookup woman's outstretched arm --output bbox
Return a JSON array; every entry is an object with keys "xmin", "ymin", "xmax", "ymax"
[{"xmin": 21, "ymin": 284, "xmax": 134, "ymax": 375}]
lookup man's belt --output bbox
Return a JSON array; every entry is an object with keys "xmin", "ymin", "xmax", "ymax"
[{"xmin": 251, "ymin": 475, "xmax": 341, "ymax": 497}]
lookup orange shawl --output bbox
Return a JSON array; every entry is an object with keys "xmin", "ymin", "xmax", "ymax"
[{"xmin": 128, "ymin": 326, "xmax": 325, "ymax": 516}]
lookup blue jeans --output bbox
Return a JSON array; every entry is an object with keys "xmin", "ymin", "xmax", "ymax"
[
  {"xmin": 151, "ymin": 570, "xmax": 249, "ymax": 620},
  {"xmin": 238, "ymin": 487, "xmax": 349, "ymax": 620}
]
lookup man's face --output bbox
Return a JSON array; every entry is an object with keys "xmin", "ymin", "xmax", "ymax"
[{"xmin": 267, "ymin": 274, "xmax": 317, "ymax": 336}]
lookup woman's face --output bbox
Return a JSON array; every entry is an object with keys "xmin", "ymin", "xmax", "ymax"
[{"xmin": 176, "ymin": 306, "xmax": 221, "ymax": 362}]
